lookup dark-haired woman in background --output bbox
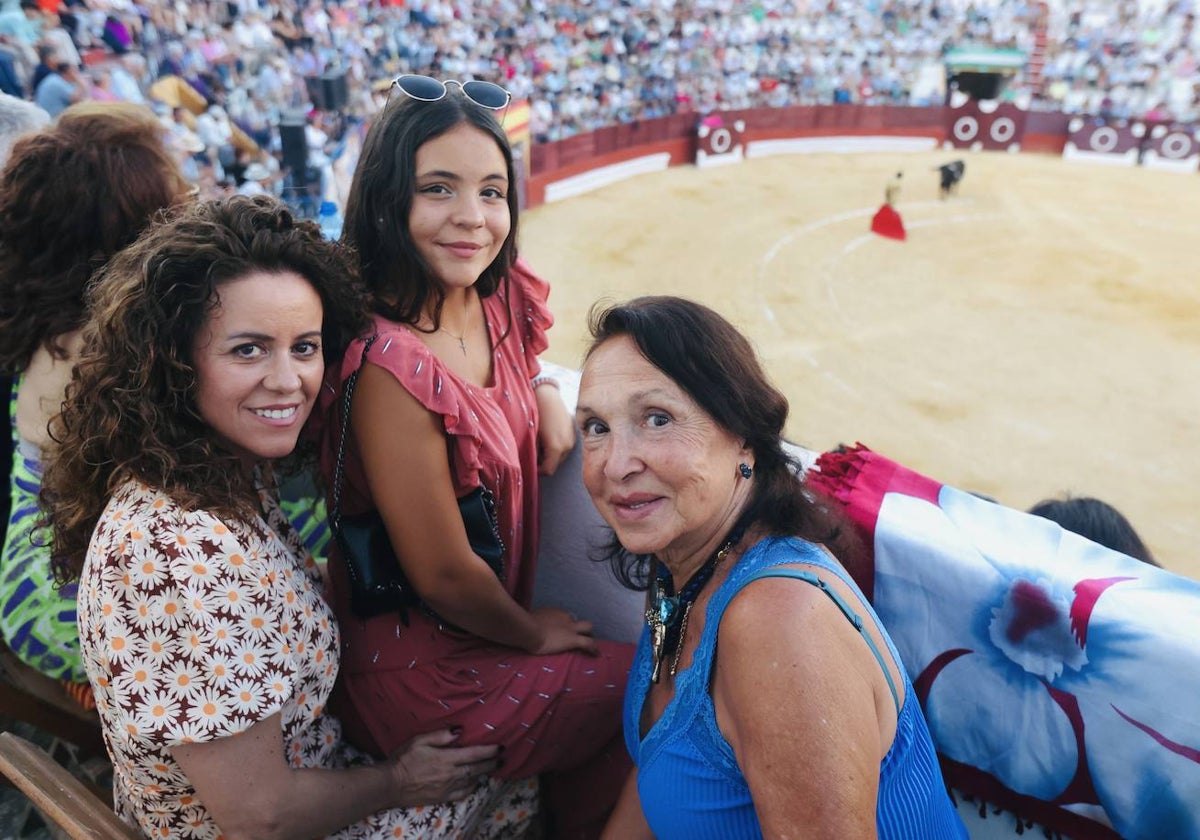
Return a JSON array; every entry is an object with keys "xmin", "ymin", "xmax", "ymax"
[
  {"xmin": 1028, "ymin": 495, "xmax": 1159, "ymax": 566},
  {"xmin": 40, "ymin": 196, "xmax": 530, "ymax": 839},
  {"xmin": 576, "ymin": 296, "xmax": 967, "ymax": 839},
  {"xmin": 0, "ymin": 102, "xmax": 190, "ymax": 696}
]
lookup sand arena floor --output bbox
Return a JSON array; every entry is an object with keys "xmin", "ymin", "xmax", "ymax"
[{"xmin": 521, "ymin": 150, "xmax": 1200, "ymax": 579}]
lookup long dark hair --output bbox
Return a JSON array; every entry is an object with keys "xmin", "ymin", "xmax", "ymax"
[
  {"xmin": 41, "ymin": 196, "xmax": 371, "ymax": 580},
  {"xmin": 585, "ymin": 296, "xmax": 849, "ymax": 589},
  {"xmin": 342, "ymin": 87, "xmax": 519, "ymax": 332}
]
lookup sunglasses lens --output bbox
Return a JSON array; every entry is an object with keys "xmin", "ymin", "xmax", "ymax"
[
  {"xmin": 397, "ymin": 74, "xmax": 446, "ymax": 101},
  {"xmin": 462, "ymin": 80, "xmax": 510, "ymax": 110}
]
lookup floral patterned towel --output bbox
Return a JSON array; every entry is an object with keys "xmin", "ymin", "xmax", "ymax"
[{"xmin": 807, "ymin": 444, "xmax": 1200, "ymax": 840}]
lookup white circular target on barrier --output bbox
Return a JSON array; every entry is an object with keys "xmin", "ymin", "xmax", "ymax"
[
  {"xmin": 710, "ymin": 128, "xmax": 732, "ymax": 154},
  {"xmin": 990, "ymin": 117, "xmax": 1016, "ymax": 144},
  {"xmin": 1089, "ymin": 126, "xmax": 1118, "ymax": 153},
  {"xmin": 1161, "ymin": 132, "xmax": 1192, "ymax": 159},
  {"xmin": 953, "ymin": 117, "xmax": 978, "ymax": 142}
]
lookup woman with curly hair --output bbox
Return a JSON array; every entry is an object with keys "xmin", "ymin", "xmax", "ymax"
[
  {"xmin": 0, "ymin": 101, "xmax": 190, "ymax": 692},
  {"xmin": 40, "ymin": 195, "xmax": 534, "ymax": 839}
]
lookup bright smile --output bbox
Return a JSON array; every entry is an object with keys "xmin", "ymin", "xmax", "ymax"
[{"xmin": 250, "ymin": 406, "xmax": 300, "ymax": 424}]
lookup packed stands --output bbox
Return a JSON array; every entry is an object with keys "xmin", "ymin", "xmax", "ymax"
[{"xmin": 0, "ymin": 0, "xmax": 1195, "ymax": 201}]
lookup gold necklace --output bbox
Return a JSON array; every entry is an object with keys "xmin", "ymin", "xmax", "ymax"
[{"xmin": 440, "ymin": 324, "xmax": 467, "ymax": 354}]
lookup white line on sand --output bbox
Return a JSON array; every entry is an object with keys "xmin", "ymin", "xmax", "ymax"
[{"xmin": 756, "ymin": 200, "xmax": 972, "ymax": 323}]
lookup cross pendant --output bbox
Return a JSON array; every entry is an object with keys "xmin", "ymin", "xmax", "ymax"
[
  {"xmin": 647, "ymin": 608, "xmax": 667, "ymax": 684},
  {"xmin": 456, "ymin": 337, "xmax": 467, "ymax": 354}
]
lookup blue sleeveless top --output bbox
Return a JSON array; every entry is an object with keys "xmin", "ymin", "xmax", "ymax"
[{"xmin": 624, "ymin": 536, "xmax": 967, "ymax": 840}]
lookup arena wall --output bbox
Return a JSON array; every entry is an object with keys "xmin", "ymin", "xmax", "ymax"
[{"xmin": 525, "ymin": 105, "xmax": 1086, "ymax": 208}]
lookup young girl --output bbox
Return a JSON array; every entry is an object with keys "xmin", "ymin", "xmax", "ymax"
[
  {"xmin": 41, "ymin": 196, "xmax": 533, "ymax": 839},
  {"xmin": 327, "ymin": 76, "xmax": 633, "ymax": 838}
]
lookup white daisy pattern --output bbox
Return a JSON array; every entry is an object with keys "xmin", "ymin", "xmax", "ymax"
[{"xmin": 79, "ymin": 478, "xmax": 538, "ymax": 838}]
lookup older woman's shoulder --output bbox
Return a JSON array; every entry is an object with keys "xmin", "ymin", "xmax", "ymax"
[{"xmin": 720, "ymin": 537, "xmax": 860, "ymax": 641}]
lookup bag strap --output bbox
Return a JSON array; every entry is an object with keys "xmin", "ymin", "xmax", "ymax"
[
  {"xmin": 740, "ymin": 566, "xmax": 901, "ymax": 715},
  {"xmin": 329, "ymin": 333, "xmax": 380, "ymax": 539}
]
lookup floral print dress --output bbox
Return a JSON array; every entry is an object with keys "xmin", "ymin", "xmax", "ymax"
[{"xmin": 77, "ymin": 476, "xmax": 536, "ymax": 839}]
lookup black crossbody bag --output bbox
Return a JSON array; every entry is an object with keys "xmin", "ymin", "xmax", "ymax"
[{"xmin": 329, "ymin": 334, "xmax": 506, "ymax": 623}]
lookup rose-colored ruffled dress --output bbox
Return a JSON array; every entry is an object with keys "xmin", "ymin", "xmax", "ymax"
[{"xmin": 319, "ymin": 262, "xmax": 633, "ymax": 836}]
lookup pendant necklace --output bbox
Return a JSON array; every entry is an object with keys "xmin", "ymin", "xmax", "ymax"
[
  {"xmin": 440, "ymin": 324, "xmax": 468, "ymax": 354},
  {"xmin": 646, "ymin": 518, "xmax": 749, "ymax": 683}
]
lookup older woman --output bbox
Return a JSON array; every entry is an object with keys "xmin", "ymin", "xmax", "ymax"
[
  {"xmin": 39, "ymin": 196, "xmax": 534, "ymax": 839},
  {"xmin": 576, "ymin": 296, "xmax": 967, "ymax": 839}
]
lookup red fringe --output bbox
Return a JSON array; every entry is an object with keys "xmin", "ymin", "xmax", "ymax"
[{"xmin": 807, "ymin": 442, "xmax": 873, "ymax": 506}]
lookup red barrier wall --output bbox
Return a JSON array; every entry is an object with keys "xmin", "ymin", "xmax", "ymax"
[
  {"xmin": 526, "ymin": 104, "xmax": 1070, "ymax": 210},
  {"xmin": 1023, "ymin": 111, "xmax": 1071, "ymax": 154}
]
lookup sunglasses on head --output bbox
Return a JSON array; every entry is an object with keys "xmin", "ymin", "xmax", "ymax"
[{"xmin": 389, "ymin": 74, "xmax": 512, "ymax": 116}]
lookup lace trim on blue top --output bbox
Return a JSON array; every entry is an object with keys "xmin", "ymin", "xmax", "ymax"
[{"xmin": 628, "ymin": 536, "xmax": 915, "ymax": 784}]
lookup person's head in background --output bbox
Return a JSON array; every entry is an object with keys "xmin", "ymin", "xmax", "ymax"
[
  {"xmin": 35, "ymin": 44, "xmax": 55, "ymax": 69},
  {"xmin": 0, "ymin": 102, "xmax": 190, "ymax": 374},
  {"xmin": 1028, "ymin": 495, "xmax": 1159, "ymax": 567},
  {"xmin": 0, "ymin": 93, "xmax": 48, "ymax": 168},
  {"xmin": 341, "ymin": 77, "xmax": 518, "ymax": 326}
]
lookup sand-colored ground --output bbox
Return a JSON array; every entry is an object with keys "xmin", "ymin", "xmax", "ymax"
[{"xmin": 520, "ymin": 150, "xmax": 1200, "ymax": 579}]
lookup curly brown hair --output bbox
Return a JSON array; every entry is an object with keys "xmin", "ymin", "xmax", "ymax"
[
  {"xmin": 0, "ymin": 102, "xmax": 191, "ymax": 372},
  {"xmin": 41, "ymin": 196, "xmax": 371, "ymax": 580}
]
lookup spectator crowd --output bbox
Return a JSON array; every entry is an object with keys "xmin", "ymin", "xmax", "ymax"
[{"xmin": 0, "ymin": 0, "xmax": 1195, "ymax": 200}]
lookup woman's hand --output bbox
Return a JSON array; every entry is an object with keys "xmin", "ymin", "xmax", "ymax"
[
  {"xmin": 173, "ymin": 713, "xmax": 498, "ymax": 840},
  {"xmin": 534, "ymin": 381, "xmax": 575, "ymax": 475},
  {"xmin": 387, "ymin": 729, "xmax": 502, "ymax": 807},
  {"xmin": 529, "ymin": 607, "xmax": 599, "ymax": 656}
]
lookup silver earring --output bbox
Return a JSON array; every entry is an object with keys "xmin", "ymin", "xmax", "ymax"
[{"xmin": 739, "ymin": 463, "xmax": 753, "ymax": 479}]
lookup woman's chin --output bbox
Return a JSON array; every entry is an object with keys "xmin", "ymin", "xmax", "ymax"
[{"xmin": 610, "ymin": 528, "xmax": 667, "ymax": 558}]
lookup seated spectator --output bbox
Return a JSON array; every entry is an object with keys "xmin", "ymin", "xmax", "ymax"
[
  {"xmin": 576, "ymin": 296, "xmax": 967, "ymax": 839},
  {"xmin": 235, "ymin": 160, "xmax": 274, "ymax": 196},
  {"xmin": 0, "ymin": 38, "xmax": 23, "ymax": 98},
  {"xmin": 39, "ymin": 195, "xmax": 534, "ymax": 838},
  {"xmin": 194, "ymin": 102, "xmax": 234, "ymax": 155},
  {"xmin": 86, "ymin": 66, "xmax": 121, "ymax": 102},
  {"xmin": 100, "ymin": 13, "xmax": 131, "ymax": 55},
  {"xmin": 36, "ymin": 7, "xmax": 81, "ymax": 70},
  {"xmin": 0, "ymin": 0, "xmax": 40, "ymax": 51},
  {"xmin": 0, "ymin": 102, "xmax": 190, "ymax": 700},
  {"xmin": 34, "ymin": 59, "xmax": 83, "ymax": 117},
  {"xmin": 108, "ymin": 53, "xmax": 148, "ymax": 105},
  {"xmin": 29, "ymin": 42, "xmax": 54, "ymax": 94},
  {"xmin": 1028, "ymin": 495, "xmax": 1159, "ymax": 566}
]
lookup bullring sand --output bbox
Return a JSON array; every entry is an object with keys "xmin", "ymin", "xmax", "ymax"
[{"xmin": 522, "ymin": 150, "xmax": 1200, "ymax": 579}]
